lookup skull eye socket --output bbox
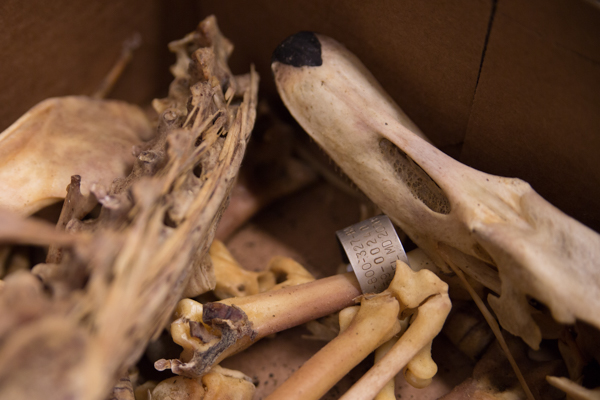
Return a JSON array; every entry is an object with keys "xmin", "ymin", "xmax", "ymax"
[{"xmin": 379, "ymin": 138, "xmax": 451, "ymax": 215}]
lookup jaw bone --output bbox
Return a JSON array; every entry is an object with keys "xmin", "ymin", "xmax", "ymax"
[{"xmin": 271, "ymin": 32, "xmax": 600, "ymax": 349}]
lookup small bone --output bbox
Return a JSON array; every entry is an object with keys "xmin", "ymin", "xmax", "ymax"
[
  {"xmin": 339, "ymin": 260, "xmax": 451, "ymax": 400},
  {"xmin": 546, "ymin": 376, "xmax": 600, "ymax": 400},
  {"xmin": 151, "ymin": 365, "xmax": 255, "ymax": 400},
  {"xmin": 264, "ymin": 294, "xmax": 401, "ymax": 400},
  {"xmin": 210, "ymin": 239, "xmax": 261, "ymax": 298},
  {"xmin": 260, "ymin": 259, "xmax": 449, "ymax": 400},
  {"xmin": 207, "ymin": 240, "xmax": 316, "ymax": 299},
  {"xmin": 105, "ymin": 374, "xmax": 134, "ymax": 400},
  {"xmin": 0, "ymin": 208, "xmax": 83, "ymax": 247},
  {"xmin": 265, "ymin": 256, "xmax": 315, "ymax": 291}
]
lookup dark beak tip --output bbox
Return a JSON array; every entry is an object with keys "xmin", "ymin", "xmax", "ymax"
[{"xmin": 272, "ymin": 31, "xmax": 323, "ymax": 68}]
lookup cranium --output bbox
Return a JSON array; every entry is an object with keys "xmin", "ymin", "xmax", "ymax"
[{"xmin": 271, "ymin": 32, "xmax": 600, "ymax": 353}]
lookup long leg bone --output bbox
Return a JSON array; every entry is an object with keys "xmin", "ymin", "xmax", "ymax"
[
  {"xmin": 261, "ymin": 259, "xmax": 449, "ymax": 400},
  {"xmin": 156, "ymin": 272, "xmax": 362, "ymax": 377},
  {"xmin": 271, "ymin": 32, "xmax": 600, "ymax": 350},
  {"xmin": 264, "ymin": 293, "xmax": 402, "ymax": 400},
  {"xmin": 373, "ymin": 335, "xmax": 400, "ymax": 400},
  {"xmin": 339, "ymin": 260, "xmax": 451, "ymax": 400}
]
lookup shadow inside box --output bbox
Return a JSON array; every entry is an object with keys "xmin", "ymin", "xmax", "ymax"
[{"xmin": 226, "ymin": 180, "xmax": 364, "ymax": 278}]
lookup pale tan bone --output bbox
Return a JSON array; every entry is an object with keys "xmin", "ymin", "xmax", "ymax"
[
  {"xmin": 265, "ymin": 256, "xmax": 315, "ymax": 291},
  {"xmin": 340, "ymin": 262, "xmax": 451, "ymax": 400},
  {"xmin": 262, "ymin": 260, "xmax": 449, "ymax": 400},
  {"xmin": 0, "ymin": 208, "xmax": 83, "ymax": 247},
  {"xmin": 338, "ymin": 306, "xmax": 417, "ymax": 398},
  {"xmin": 340, "ymin": 306, "xmax": 405, "ymax": 399},
  {"xmin": 373, "ymin": 336, "xmax": 399, "ymax": 400},
  {"xmin": 210, "ymin": 240, "xmax": 262, "ymax": 298},
  {"xmin": 546, "ymin": 376, "xmax": 600, "ymax": 400},
  {"xmin": 134, "ymin": 381, "xmax": 156, "ymax": 400},
  {"xmin": 272, "ymin": 33, "xmax": 600, "ymax": 350},
  {"xmin": 0, "ymin": 96, "xmax": 153, "ymax": 215},
  {"xmin": 265, "ymin": 294, "xmax": 402, "ymax": 400},
  {"xmin": 302, "ymin": 313, "xmax": 340, "ymax": 342},
  {"xmin": 207, "ymin": 239, "xmax": 316, "ymax": 299},
  {"xmin": 157, "ymin": 272, "xmax": 362, "ymax": 377},
  {"xmin": 151, "ymin": 365, "xmax": 255, "ymax": 400}
]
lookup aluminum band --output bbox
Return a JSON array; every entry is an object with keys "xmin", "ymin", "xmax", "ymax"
[{"xmin": 336, "ymin": 215, "xmax": 408, "ymax": 293}]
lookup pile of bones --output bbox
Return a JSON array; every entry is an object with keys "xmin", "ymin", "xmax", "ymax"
[{"xmin": 0, "ymin": 16, "xmax": 599, "ymax": 400}]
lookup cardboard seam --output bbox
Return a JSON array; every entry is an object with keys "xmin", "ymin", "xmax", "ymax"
[
  {"xmin": 474, "ymin": 0, "xmax": 498, "ymax": 92},
  {"xmin": 461, "ymin": 0, "xmax": 497, "ymax": 160}
]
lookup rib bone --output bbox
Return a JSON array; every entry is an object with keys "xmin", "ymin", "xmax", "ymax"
[{"xmin": 272, "ymin": 32, "xmax": 600, "ymax": 349}]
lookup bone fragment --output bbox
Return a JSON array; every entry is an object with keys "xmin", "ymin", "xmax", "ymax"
[
  {"xmin": 339, "ymin": 260, "xmax": 451, "ymax": 400},
  {"xmin": 264, "ymin": 294, "xmax": 402, "ymax": 400},
  {"xmin": 0, "ymin": 96, "xmax": 153, "ymax": 215},
  {"xmin": 208, "ymin": 239, "xmax": 316, "ymax": 299},
  {"xmin": 105, "ymin": 375, "xmax": 134, "ymax": 400},
  {"xmin": 272, "ymin": 31, "xmax": 600, "ymax": 350},
  {"xmin": 442, "ymin": 300, "xmax": 494, "ymax": 361},
  {"xmin": 152, "ymin": 376, "xmax": 205, "ymax": 400},
  {"xmin": 92, "ymin": 33, "xmax": 141, "ymax": 100},
  {"xmin": 157, "ymin": 272, "xmax": 361, "ymax": 377},
  {"xmin": 265, "ymin": 256, "xmax": 315, "ymax": 291},
  {"xmin": 211, "ymin": 239, "xmax": 262, "ymax": 298},
  {"xmin": 375, "ymin": 310, "xmax": 412, "ymax": 400},
  {"xmin": 301, "ymin": 313, "xmax": 340, "ymax": 342},
  {"xmin": 373, "ymin": 336, "xmax": 400, "ymax": 400},
  {"xmin": 46, "ymin": 175, "xmax": 97, "ymax": 264},
  {"xmin": 404, "ymin": 341, "xmax": 437, "ymax": 389},
  {"xmin": 0, "ymin": 208, "xmax": 83, "ymax": 247},
  {"xmin": 133, "ymin": 381, "xmax": 156, "ymax": 400}
]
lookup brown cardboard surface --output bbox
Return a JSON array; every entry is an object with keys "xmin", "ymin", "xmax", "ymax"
[
  {"xmin": 461, "ymin": 0, "xmax": 600, "ymax": 231},
  {"xmin": 198, "ymin": 0, "xmax": 492, "ymax": 151},
  {"xmin": 0, "ymin": 0, "xmax": 200, "ymax": 132}
]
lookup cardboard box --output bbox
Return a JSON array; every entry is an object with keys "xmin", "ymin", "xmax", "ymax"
[
  {"xmin": 3, "ymin": 0, "xmax": 596, "ymax": 229},
  {"xmin": 0, "ymin": 1, "xmax": 598, "ymax": 398}
]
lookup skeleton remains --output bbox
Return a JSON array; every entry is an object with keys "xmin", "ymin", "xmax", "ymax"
[
  {"xmin": 1, "ymin": 13, "xmax": 600, "ymax": 400},
  {"xmin": 271, "ymin": 31, "xmax": 600, "ymax": 398}
]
